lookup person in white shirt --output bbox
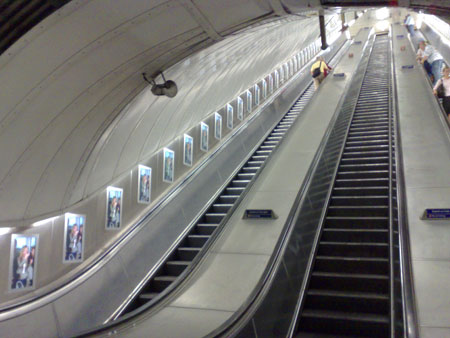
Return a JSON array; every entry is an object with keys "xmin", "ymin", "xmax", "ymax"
[
  {"xmin": 433, "ymin": 66, "xmax": 450, "ymax": 121},
  {"xmin": 417, "ymin": 41, "xmax": 444, "ymax": 85},
  {"xmin": 404, "ymin": 14, "xmax": 415, "ymax": 36}
]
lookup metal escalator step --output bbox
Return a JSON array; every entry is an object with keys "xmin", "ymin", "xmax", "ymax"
[
  {"xmin": 196, "ymin": 224, "xmax": 218, "ymax": 235},
  {"xmin": 187, "ymin": 234, "xmax": 210, "ymax": 247},
  {"xmin": 225, "ymin": 187, "xmax": 245, "ymax": 195},
  {"xmin": 212, "ymin": 204, "xmax": 233, "ymax": 213},
  {"xmin": 237, "ymin": 173, "xmax": 256, "ymax": 179},
  {"xmin": 298, "ymin": 309, "xmax": 389, "ymax": 337},
  {"xmin": 241, "ymin": 167, "xmax": 259, "ymax": 173},
  {"xmin": 325, "ymin": 216, "xmax": 388, "ymax": 229},
  {"xmin": 315, "ymin": 256, "xmax": 389, "ymax": 274},
  {"xmin": 139, "ymin": 292, "xmax": 159, "ymax": 301},
  {"xmin": 318, "ymin": 242, "xmax": 389, "ymax": 257},
  {"xmin": 231, "ymin": 180, "xmax": 251, "ymax": 187},
  {"xmin": 309, "ymin": 271, "xmax": 389, "ymax": 293},
  {"xmin": 300, "ymin": 309, "xmax": 389, "ymax": 323},
  {"xmin": 342, "ymin": 150, "xmax": 388, "ymax": 158},
  {"xmin": 152, "ymin": 275, "xmax": 177, "ymax": 292},
  {"xmin": 340, "ymin": 156, "xmax": 389, "ymax": 165},
  {"xmin": 334, "ymin": 178, "xmax": 388, "ymax": 187},
  {"xmin": 345, "ymin": 139, "xmax": 388, "ymax": 146},
  {"xmin": 321, "ymin": 228, "xmax": 388, "ymax": 242},
  {"xmin": 327, "ymin": 206, "xmax": 388, "ymax": 217},
  {"xmin": 218, "ymin": 195, "xmax": 239, "ymax": 203},
  {"xmin": 332, "ymin": 187, "xmax": 388, "ymax": 196},
  {"xmin": 177, "ymin": 247, "xmax": 201, "ymax": 261},
  {"xmin": 166, "ymin": 261, "xmax": 190, "ymax": 275},
  {"xmin": 330, "ymin": 195, "xmax": 388, "ymax": 206},
  {"xmin": 344, "ymin": 144, "xmax": 389, "ymax": 152},
  {"xmin": 204, "ymin": 213, "xmax": 226, "ymax": 223},
  {"xmin": 305, "ymin": 289, "xmax": 389, "ymax": 315},
  {"xmin": 336, "ymin": 170, "xmax": 388, "ymax": 179},
  {"xmin": 246, "ymin": 160, "xmax": 264, "ymax": 166}
]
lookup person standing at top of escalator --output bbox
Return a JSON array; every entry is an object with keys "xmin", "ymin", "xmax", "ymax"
[
  {"xmin": 311, "ymin": 56, "xmax": 330, "ymax": 90},
  {"xmin": 404, "ymin": 14, "xmax": 415, "ymax": 36},
  {"xmin": 433, "ymin": 65, "xmax": 450, "ymax": 122},
  {"xmin": 417, "ymin": 40, "xmax": 444, "ymax": 85}
]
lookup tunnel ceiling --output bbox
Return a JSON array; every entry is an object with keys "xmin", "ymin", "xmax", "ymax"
[{"xmin": 0, "ymin": 0, "xmax": 449, "ymax": 226}]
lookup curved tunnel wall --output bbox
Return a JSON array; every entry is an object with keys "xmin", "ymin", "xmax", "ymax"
[{"xmin": 0, "ymin": 0, "xmax": 344, "ymax": 305}]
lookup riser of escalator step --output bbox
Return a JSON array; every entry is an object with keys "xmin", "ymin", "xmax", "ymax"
[
  {"xmin": 321, "ymin": 228, "xmax": 388, "ymax": 242},
  {"xmin": 303, "ymin": 291, "xmax": 389, "ymax": 316},
  {"xmin": 317, "ymin": 242, "xmax": 388, "ymax": 258},
  {"xmin": 334, "ymin": 178, "xmax": 388, "ymax": 187},
  {"xmin": 325, "ymin": 216, "xmax": 388, "ymax": 229},
  {"xmin": 297, "ymin": 312, "xmax": 389, "ymax": 337},
  {"xmin": 330, "ymin": 196, "xmax": 388, "ymax": 206},
  {"xmin": 332, "ymin": 186, "xmax": 389, "ymax": 196},
  {"xmin": 314, "ymin": 256, "xmax": 389, "ymax": 275},
  {"xmin": 327, "ymin": 206, "xmax": 388, "ymax": 217},
  {"xmin": 309, "ymin": 272, "xmax": 389, "ymax": 293},
  {"xmin": 195, "ymin": 224, "xmax": 217, "ymax": 235},
  {"xmin": 338, "ymin": 163, "xmax": 389, "ymax": 171}
]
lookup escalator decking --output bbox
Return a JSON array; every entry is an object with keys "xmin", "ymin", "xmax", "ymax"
[{"xmin": 296, "ymin": 34, "xmax": 394, "ymax": 337}]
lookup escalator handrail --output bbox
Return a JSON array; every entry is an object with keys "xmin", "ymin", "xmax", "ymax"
[{"xmin": 391, "ymin": 24, "xmax": 420, "ymax": 338}]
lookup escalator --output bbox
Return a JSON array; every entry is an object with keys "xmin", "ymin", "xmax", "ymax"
[
  {"xmin": 116, "ymin": 84, "xmax": 316, "ymax": 318},
  {"xmin": 295, "ymin": 34, "xmax": 398, "ymax": 337}
]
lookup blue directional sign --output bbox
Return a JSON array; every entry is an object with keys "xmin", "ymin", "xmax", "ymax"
[
  {"xmin": 402, "ymin": 65, "xmax": 414, "ymax": 69},
  {"xmin": 423, "ymin": 209, "xmax": 450, "ymax": 219},
  {"xmin": 244, "ymin": 209, "xmax": 277, "ymax": 219},
  {"xmin": 397, "ymin": 35, "xmax": 405, "ymax": 39}
]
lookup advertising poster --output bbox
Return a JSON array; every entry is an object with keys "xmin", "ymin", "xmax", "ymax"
[
  {"xmin": 274, "ymin": 70, "xmax": 279, "ymax": 89},
  {"xmin": 183, "ymin": 134, "xmax": 193, "ymax": 166},
  {"xmin": 106, "ymin": 187, "xmax": 123, "ymax": 230},
  {"xmin": 268, "ymin": 74, "xmax": 274, "ymax": 94},
  {"xmin": 226, "ymin": 104, "xmax": 233, "ymax": 130},
  {"xmin": 9, "ymin": 234, "xmax": 38, "ymax": 291},
  {"xmin": 63, "ymin": 213, "xmax": 85, "ymax": 263},
  {"xmin": 279, "ymin": 66, "xmax": 285, "ymax": 83},
  {"xmin": 237, "ymin": 97, "xmax": 244, "ymax": 121},
  {"xmin": 138, "ymin": 165, "xmax": 151, "ymax": 204},
  {"xmin": 200, "ymin": 122, "xmax": 209, "ymax": 152},
  {"xmin": 163, "ymin": 148, "xmax": 175, "ymax": 183},
  {"xmin": 289, "ymin": 60, "xmax": 294, "ymax": 76},
  {"xmin": 254, "ymin": 84, "xmax": 260, "ymax": 106},
  {"xmin": 214, "ymin": 112, "xmax": 222, "ymax": 140},
  {"xmin": 293, "ymin": 57, "xmax": 298, "ymax": 73},
  {"xmin": 262, "ymin": 79, "xmax": 267, "ymax": 99},
  {"xmin": 246, "ymin": 90, "xmax": 252, "ymax": 113}
]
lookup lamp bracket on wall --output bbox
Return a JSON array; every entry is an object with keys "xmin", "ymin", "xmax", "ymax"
[{"xmin": 142, "ymin": 72, "xmax": 178, "ymax": 98}]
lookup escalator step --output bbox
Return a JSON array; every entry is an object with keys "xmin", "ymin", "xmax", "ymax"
[
  {"xmin": 310, "ymin": 271, "xmax": 389, "ymax": 293},
  {"xmin": 321, "ymin": 228, "xmax": 388, "ymax": 242},
  {"xmin": 177, "ymin": 247, "xmax": 201, "ymax": 261},
  {"xmin": 330, "ymin": 196, "xmax": 388, "ymax": 206},
  {"xmin": 305, "ymin": 289, "xmax": 389, "ymax": 315},
  {"xmin": 187, "ymin": 235, "xmax": 210, "ymax": 247},
  {"xmin": 166, "ymin": 261, "xmax": 190, "ymax": 276},
  {"xmin": 327, "ymin": 205, "xmax": 388, "ymax": 217},
  {"xmin": 336, "ymin": 171, "xmax": 389, "ymax": 179},
  {"xmin": 334, "ymin": 178, "xmax": 388, "ymax": 187},
  {"xmin": 317, "ymin": 241, "xmax": 389, "ymax": 257},
  {"xmin": 152, "ymin": 275, "xmax": 177, "ymax": 292},
  {"xmin": 298, "ymin": 309, "xmax": 389, "ymax": 337},
  {"xmin": 139, "ymin": 292, "xmax": 159, "ymax": 301},
  {"xmin": 196, "ymin": 224, "xmax": 217, "ymax": 235},
  {"xmin": 332, "ymin": 186, "xmax": 388, "ymax": 196},
  {"xmin": 314, "ymin": 256, "xmax": 389, "ymax": 274},
  {"xmin": 211, "ymin": 204, "xmax": 233, "ymax": 213},
  {"xmin": 204, "ymin": 213, "xmax": 226, "ymax": 223}
]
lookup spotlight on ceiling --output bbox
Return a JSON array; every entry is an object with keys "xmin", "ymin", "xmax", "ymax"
[{"xmin": 142, "ymin": 72, "xmax": 178, "ymax": 98}]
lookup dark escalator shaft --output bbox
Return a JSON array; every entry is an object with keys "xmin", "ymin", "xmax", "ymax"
[{"xmin": 297, "ymin": 35, "xmax": 394, "ymax": 337}]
